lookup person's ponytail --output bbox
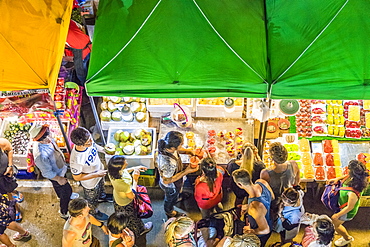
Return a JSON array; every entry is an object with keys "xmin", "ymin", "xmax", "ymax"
[{"xmin": 158, "ymin": 139, "xmax": 166, "ymax": 154}]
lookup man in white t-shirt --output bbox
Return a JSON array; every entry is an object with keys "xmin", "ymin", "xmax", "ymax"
[{"xmin": 70, "ymin": 127, "xmax": 109, "ymax": 221}]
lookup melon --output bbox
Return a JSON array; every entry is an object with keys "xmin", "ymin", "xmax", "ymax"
[{"xmin": 104, "ymin": 143, "xmax": 116, "ymax": 155}]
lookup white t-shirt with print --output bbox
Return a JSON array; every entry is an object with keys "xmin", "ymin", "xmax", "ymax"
[{"xmin": 70, "ymin": 143, "xmax": 103, "ymax": 189}]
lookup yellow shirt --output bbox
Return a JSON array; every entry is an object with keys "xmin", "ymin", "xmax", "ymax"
[{"xmin": 110, "ymin": 169, "xmax": 133, "ymax": 206}]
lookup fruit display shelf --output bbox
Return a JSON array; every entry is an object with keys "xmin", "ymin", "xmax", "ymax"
[
  {"xmin": 195, "ymin": 98, "xmax": 244, "ymax": 118},
  {"xmin": 0, "ymin": 117, "xmax": 31, "ymax": 169},
  {"xmin": 105, "ymin": 127, "xmax": 157, "ymax": 169},
  {"xmin": 147, "ymin": 98, "xmax": 195, "ymax": 117}
]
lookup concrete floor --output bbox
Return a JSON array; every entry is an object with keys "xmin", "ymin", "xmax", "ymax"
[{"xmin": 5, "ymin": 179, "xmax": 370, "ymax": 247}]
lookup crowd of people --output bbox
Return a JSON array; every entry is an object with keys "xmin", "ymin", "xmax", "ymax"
[
  {"xmin": 0, "ymin": 126, "xmax": 369, "ymax": 247},
  {"xmin": 158, "ymin": 131, "xmax": 369, "ymax": 247}
]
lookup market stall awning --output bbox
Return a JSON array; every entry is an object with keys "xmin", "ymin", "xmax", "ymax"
[
  {"xmin": 86, "ymin": 0, "xmax": 370, "ymax": 100},
  {"xmin": 86, "ymin": 0, "xmax": 268, "ymax": 98},
  {"xmin": 0, "ymin": 0, "xmax": 73, "ymax": 95},
  {"xmin": 268, "ymin": 0, "xmax": 370, "ymax": 100}
]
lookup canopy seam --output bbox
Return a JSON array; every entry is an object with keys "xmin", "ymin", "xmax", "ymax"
[
  {"xmin": 192, "ymin": 0, "xmax": 268, "ymax": 84},
  {"xmin": 85, "ymin": 0, "xmax": 162, "ymax": 84},
  {"xmin": 0, "ymin": 32, "xmax": 46, "ymax": 84},
  {"xmin": 271, "ymin": 0, "xmax": 350, "ymax": 86}
]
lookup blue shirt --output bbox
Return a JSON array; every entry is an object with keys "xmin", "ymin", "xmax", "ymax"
[
  {"xmin": 33, "ymin": 142, "xmax": 67, "ymax": 179},
  {"xmin": 248, "ymin": 181, "xmax": 273, "ymax": 232}
]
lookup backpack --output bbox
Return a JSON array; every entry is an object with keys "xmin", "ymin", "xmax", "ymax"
[{"xmin": 321, "ymin": 178, "xmax": 360, "ymax": 213}]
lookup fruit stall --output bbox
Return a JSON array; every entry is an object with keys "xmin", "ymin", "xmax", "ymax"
[
  {"xmin": 98, "ymin": 97, "xmax": 253, "ymax": 169},
  {"xmin": 0, "ymin": 81, "xmax": 82, "ymax": 170},
  {"xmin": 259, "ymin": 99, "xmax": 370, "ymax": 183}
]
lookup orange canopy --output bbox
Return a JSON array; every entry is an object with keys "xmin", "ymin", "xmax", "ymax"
[{"xmin": 0, "ymin": 0, "xmax": 73, "ymax": 95}]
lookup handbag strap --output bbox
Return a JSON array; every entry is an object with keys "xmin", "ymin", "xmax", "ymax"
[{"xmin": 132, "ymin": 190, "xmax": 152, "ymax": 207}]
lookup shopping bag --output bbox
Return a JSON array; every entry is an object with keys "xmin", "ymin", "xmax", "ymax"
[
  {"xmin": 133, "ymin": 185, "xmax": 153, "ymax": 219},
  {"xmin": 321, "ymin": 179, "xmax": 359, "ymax": 213}
]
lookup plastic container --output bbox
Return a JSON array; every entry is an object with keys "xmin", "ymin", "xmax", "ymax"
[{"xmin": 138, "ymin": 175, "xmax": 157, "ymax": 187}]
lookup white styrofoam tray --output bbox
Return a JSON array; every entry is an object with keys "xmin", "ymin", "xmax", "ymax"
[{"xmin": 106, "ymin": 127, "xmax": 157, "ymax": 168}]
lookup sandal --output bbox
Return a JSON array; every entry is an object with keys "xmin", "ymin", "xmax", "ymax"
[
  {"xmin": 166, "ymin": 210, "xmax": 187, "ymax": 218},
  {"xmin": 12, "ymin": 191, "xmax": 24, "ymax": 203},
  {"xmin": 13, "ymin": 230, "xmax": 31, "ymax": 241},
  {"xmin": 15, "ymin": 211, "xmax": 22, "ymax": 222}
]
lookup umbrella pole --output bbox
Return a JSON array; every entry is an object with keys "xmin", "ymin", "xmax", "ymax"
[
  {"xmin": 89, "ymin": 96, "xmax": 106, "ymax": 145},
  {"xmin": 257, "ymin": 99, "xmax": 272, "ymax": 159},
  {"xmin": 54, "ymin": 113, "xmax": 72, "ymax": 153}
]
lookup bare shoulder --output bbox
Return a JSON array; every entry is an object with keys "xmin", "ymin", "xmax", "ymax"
[
  {"xmin": 255, "ymin": 178, "xmax": 269, "ymax": 187},
  {"xmin": 260, "ymin": 169, "xmax": 270, "ymax": 181}
]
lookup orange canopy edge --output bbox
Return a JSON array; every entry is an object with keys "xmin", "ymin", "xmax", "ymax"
[{"xmin": 0, "ymin": 0, "xmax": 73, "ymax": 96}]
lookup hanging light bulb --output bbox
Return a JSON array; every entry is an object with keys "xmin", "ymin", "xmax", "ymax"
[{"xmin": 224, "ymin": 97, "xmax": 235, "ymax": 113}]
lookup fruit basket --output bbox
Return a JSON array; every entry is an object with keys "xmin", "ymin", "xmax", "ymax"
[
  {"xmin": 100, "ymin": 97, "xmax": 149, "ymax": 130},
  {"xmin": 105, "ymin": 127, "xmax": 157, "ymax": 168}
]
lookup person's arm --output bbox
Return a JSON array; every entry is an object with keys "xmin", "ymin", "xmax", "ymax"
[
  {"xmin": 291, "ymin": 160, "xmax": 301, "ymax": 186},
  {"xmin": 126, "ymin": 166, "xmax": 147, "ymax": 173},
  {"xmin": 89, "ymin": 215, "xmax": 109, "ymax": 235},
  {"xmin": 162, "ymin": 165, "xmax": 199, "ymax": 185},
  {"xmin": 327, "ymin": 174, "xmax": 348, "ymax": 185},
  {"xmin": 260, "ymin": 169, "xmax": 270, "ymax": 183},
  {"xmin": 62, "ymin": 230, "xmax": 77, "ymax": 247},
  {"xmin": 0, "ymin": 138, "xmax": 14, "ymax": 176},
  {"xmin": 178, "ymin": 147, "xmax": 194, "ymax": 155},
  {"xmin": 247, "ymin": 203, "xmax": 270, "ymax": 235},
  {"xmin": 95, "ymin": 143, "xmax": 106, "ymax": 153},
  {"xmin": 72, "ymin": 170, "xmax": 107, "ymax": 181},
  {"xmin": 332, "ymin": 192, "xmax": 359, "ymax": 220},
  {"xmin": 36, "ymin": 155, "xmax": 63, "ymax": 183}
]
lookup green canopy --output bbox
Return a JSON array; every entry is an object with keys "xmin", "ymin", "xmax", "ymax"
[{"xmin": 86, "ymin": 0, "xmax": 370, "ymax": 100}]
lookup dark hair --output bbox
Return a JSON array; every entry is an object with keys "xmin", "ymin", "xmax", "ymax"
[
  {"xmin": 107, "ymin": 212, "xmax": 128, "ymax": 235},
  {"xmin": 37, "ymin": 128, "xmax": 50, "ymax": 142},
  {"xmin": 269, "ymin": 142, "xmax": 288, "ymax": 164},
  {"xmin": 316, "ymin": 216, "xmax": 334, "ymax": 245},
  {"xmin": 281, "ymin": 187, "xmax": 299, "ymax": 204},
  {"xmin": 68, "ymin": 198, "xmax": 88, "ymax": 217},
  {"xmin": 252, "ymin": 161, "xmax": 266, "ymax": 183},
  {"xmin": 70, "ymin": 127, "xmax": 91, "ymax": 146},
  {"xmin": 232, "ymin": 169, "xmax": 252, "ymax": 187},
  {"xmin": 108, "ymin": 155, "xmax": 126, "ymax": 180},
  {"xmin": 200, "ymin": 157, "xmax": 217, "ymax": 192},
  {"xmin": 348, "ymin": 160, "xmax": 369, "ymax": 192},
  {"xmin": 158, "ymin": 131, "xmax": 183, "ymax": 154}
]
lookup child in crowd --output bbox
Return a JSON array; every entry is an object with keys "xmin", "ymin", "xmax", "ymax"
[
  {"xmin": 273, "ymin": 187, "xmax": 305, "ymax": 245},
  {"xmin": 301, "ymin": 214, "xmax": 334, "ymax": 247},
  {"xmin": 164, "ymin": 216, "xmax": 206, "ymax": 247},
  {"xmin": 107, "ymin": 212, "xmax": 136, "ymax": 247}
]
